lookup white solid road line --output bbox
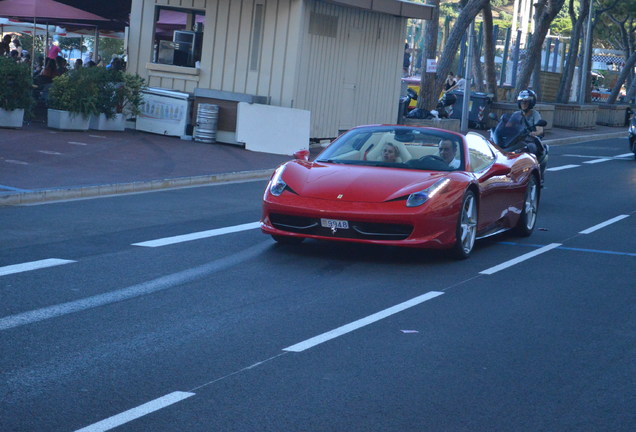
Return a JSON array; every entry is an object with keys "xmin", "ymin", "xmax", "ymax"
[
  {"xmin": 546, "ymin": 164, "xmax": 579, "ymax": 172},
  {"xmin": 480, "ymin": 243, "xmax": 562, "ymax": 275},
  {"xmin": 75, "ymin": 391, "xmax": 195, "ymax": 432},
  {"xmin": 283, "ymin": 291, "xmax": 444, "ymax": 353},
  {"xmin": 579, "ymin": 215, "xmax": 630, "ymax": 234},
  {"xmin": 0, "ymin": 258, "xmax": 76, "ymax": 277},
  {"xmin": 0, "ymin": 242, "xmax": 270, "ymax": 331},
  {"xmin": 615, "ymin": 153, "xmax": 634, "ymax": 158},
  {"xmin": 132, "ymin": 221, "xmax": 261, "ymax": 247}
]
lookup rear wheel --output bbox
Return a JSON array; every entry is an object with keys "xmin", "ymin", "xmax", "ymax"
[
  {"xmin": 631, "ymin": 137, "xmax": 636, "ymax": 159},
  {"xmin": 272, "ymin": 235, "xmax": 304, "ymax": 245},
  {"xmin": 515, "ymin": 175, "xmax": 539, "ymax": 237},
  {"xmin": 452, "ymin": 190, "xmax": 477, "ymax": 259}
]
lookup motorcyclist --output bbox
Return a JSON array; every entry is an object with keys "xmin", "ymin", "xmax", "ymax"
[
  {"xmin": 516, "ymin": 89, "xmax": 543, "ymax": 137},
  {"xmin": 515, "ymin": 89, "xmax": 548, "ymax": 182}
]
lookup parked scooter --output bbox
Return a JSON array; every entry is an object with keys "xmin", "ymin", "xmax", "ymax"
[
  {"xmin": 489, "ymin": 111, "xmax": 549, "ymax": 183},
  {"xmin": 400, "ymin": 88, "xmax": 436, "ymax": 120},
  {"xmin": 435, "ymin": 91, "xmax": 457, "ymax": 118},
  {"xmin": 629, "ymin": 112, "xmax": 636, "ymax": 160}
]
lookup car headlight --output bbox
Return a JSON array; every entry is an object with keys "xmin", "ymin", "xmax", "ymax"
[
  {"xmin": 406, "ymin": 178, "xmax": 450, "ymax": 207},
  {"xmin": 269, "ymin": 166, "xmax": 287, "ymax": 196}
]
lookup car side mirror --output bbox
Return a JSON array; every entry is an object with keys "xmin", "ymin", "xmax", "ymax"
[
  {"xmin": 293, "ymin": 149, "xmax": 310, "ymax": 161},
  {"xmin": 536, "ymin": 119, "xmax": 547, "ymax": 127}
]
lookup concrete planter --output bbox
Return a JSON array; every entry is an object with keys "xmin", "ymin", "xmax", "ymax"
[
  {"xmin": 90, "ymin": 113, "xmax": 126, "ymax": 131},
  {"xmin": 47, "ymin": 109, "xmax": 90, "ymax": 131},
  {"xmin": 489, "ymin": 102, "xmax": 554, "ymax": 131},
  {"xmin": 594, "ymin": 103, "xmax": 630, "ymax": 127},
  {"xmin": 0, "ymin": 108, "xmax": 24, "ymax": 128},
  {"xmin": 553, "ymin": 104, "xmax": 598, "ymax": 130},
  {"xmin": 401, "ymin": 117, "xmax": 461, "ymax": 132}
]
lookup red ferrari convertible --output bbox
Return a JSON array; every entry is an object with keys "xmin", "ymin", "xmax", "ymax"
[{"xmin": 261, "ymin": 125, "xmax": 541, "ymax": 258}]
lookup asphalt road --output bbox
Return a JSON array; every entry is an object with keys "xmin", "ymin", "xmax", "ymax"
[{"xmin": 1, "ymin": 137, "xmax": 635, "ymax": 431}]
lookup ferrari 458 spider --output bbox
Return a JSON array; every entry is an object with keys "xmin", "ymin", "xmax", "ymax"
[{"xmin": 261, "ymin": 125, "xmax": 541, "ymax": 258}]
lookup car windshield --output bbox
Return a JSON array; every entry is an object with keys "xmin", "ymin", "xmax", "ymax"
[
  {"xmin": 491, "ymin": 111, "xmax": 528, "ymax": 149},
  {"xmin": 316, "ymin": 126, "xmax": 464, "ymax": 171}
]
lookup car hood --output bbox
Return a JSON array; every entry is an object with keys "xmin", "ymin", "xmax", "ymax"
[{"xmin": 281, "ymin": 161, "xmax": 449, "ymax": 202}]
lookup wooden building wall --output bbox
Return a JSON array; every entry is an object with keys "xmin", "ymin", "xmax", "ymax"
[
  {"xmin": 296, "ymin": 1, "xmax": 405, "ymax": 137},
  {"xmin": 128, "ymin": 0, "xmax": 406, "ymax": 139}
]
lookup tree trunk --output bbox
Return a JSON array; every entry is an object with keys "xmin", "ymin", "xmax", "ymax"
[
  {"xmin": 608, "ymin": 50, "xmax": 636, "ymax": 104},
  {"xmin": 626, "ymin": 76, "xmax": 636, "ymax": 103},
  {"xmin": 482, "ymin": 3, "xmax": 498, "ymax": 100},
  {"xmin": 418, "ymin": 0, "xmax": 490, "ymax": 110},
  {"xmin": 471, "ymin": 25, "xmax": 485, "ymax": 92},
  {"xmin": 556, "ymin": 0, "xmax": 587, "ymax": 103},
  {"xmin": 416, "ymin": 0, "xmax": 440, "ymax": 110},
  {"xmin": 514, "ymin": 0, "xmax": 567, "ymax": 95}
]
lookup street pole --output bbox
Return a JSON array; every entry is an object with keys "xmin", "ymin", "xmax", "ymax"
[
  {"xmin": 579, "ymin": 0, "xmax": 594, "ymax": 104},
  {"xmin": 461, "ymin": 21, "xmax": 475, "ymax": 134}
]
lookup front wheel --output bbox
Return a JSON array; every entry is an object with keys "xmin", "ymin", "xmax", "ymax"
[
  {"xmin": 514, "ymin": 175, "xmax": 539, "ymax": 237},
  {"xmin": 630, "ymin": 137, "xmax": 636, "ymax": 159},
  {"xmin": 451, "ymin": 190, "xmax": 478, "ymax": 259}
]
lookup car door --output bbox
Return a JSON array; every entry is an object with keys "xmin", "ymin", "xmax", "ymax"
[{"xmin": 465, "ymin": 134, "xmax": 514, "ymax": 232}]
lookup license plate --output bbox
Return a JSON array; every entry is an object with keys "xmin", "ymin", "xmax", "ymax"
[{"xmin": 321, "ymin": 218, "xmax": 349, "ymax": 229}]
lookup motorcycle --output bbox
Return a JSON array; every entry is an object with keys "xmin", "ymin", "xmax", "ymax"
[
  {"xmin": 435, "ymin": 91, "xmax": 457, "ymax": 119},
  {"xmin": 629, "ymin": 113, "xmax": 636, "ymax": 159},
  {"xmin": 489, "ymin": 111, "xmax": 549, "ymax": 183},
  {"xmin": 399, "ymin": 88, "xmax": 455, "ymax": 121},
  {"xmin": 399, "ymin": 88, "xmax": 435, "ymax": 121}
]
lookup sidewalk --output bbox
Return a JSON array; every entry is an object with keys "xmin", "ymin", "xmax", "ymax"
[{"xmin": 0, "ymin": 119, "xmax": 627, "ymax": 206}]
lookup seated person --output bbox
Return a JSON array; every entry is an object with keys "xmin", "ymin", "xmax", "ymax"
[
  {"xmin": 381, "ymin": 143, "xmax": 400, "ymax": 163},
  {"xmin": 438, "ymin": 139, "xmax": 460, "ymax": 169}
]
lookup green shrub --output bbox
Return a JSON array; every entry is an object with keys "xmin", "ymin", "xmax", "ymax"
[
  {"xmin": 48, "ymin": 69, "xmax": 100, "ymax": 117},
  {"xmin": 82, "ymin": 67, "xmax": 146, "ymax": 119},
  {"xmin": 0, "ymin": 57, "xmax": 34, "ymax": 111}
]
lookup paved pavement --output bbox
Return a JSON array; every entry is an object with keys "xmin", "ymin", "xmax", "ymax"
[{"xmin": 0, "ymin": 118, "xmax": 628, "ymax": 206}]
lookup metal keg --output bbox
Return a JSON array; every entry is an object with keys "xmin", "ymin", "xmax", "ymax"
[{"xmin": 194, "ymin": 103, "xmax": 219, "ymax": 143}]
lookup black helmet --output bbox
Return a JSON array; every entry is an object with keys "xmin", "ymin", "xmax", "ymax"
[{"xmin": 517, "ymin": 89, "xmax": 537, "ymax": 110}]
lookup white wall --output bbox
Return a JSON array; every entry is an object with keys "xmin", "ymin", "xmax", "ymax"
[{"xmin": 236, "ymin": 102, "xmax": 310, "ymax": 155}]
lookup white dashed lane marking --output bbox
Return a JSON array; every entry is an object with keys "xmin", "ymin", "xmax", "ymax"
[
  {"xmin": 132, "ymin": 222, "xmax": 261, "ymax": 247},
  {"xmin": 546, "ymin": 164, "xmax": 579, "ymax": 172},
  {"xmin": 75, "ymin": 391, "xmax": 195, "ymax": 432},
  {"xmin": 4, "ymin": 160, "xmax": 29, "ymax": 165},
  {"xmin": 283, "ymin": 291, "xmax": 445, "ymax": 352},
  {"xmin": 579, "ymin": 215, "xmax": 630, "ymax": 234},
  {"xmin": 0, "ymin": 259, "xmax": 76, "ymax": 277}
]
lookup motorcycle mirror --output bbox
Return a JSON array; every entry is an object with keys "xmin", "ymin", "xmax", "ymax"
[
  {"xmin": 407, "ymin": 88, "xmax": 418, "ymax": 100},
  {"xmin": 537, "ymin": 119, "xmax": 547, "ymax": 127},
  {"xmin": 488, "ymin": 112, "xmax": 498, "ymax": 121}
]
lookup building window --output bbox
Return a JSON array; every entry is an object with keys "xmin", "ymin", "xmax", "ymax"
[
  {"xmin": 153, "ymin": 6, "xmax": 205, "ymax": 68},
  {"xmin": 309, "ymin": 13, "xmax": 338, "ymax": 38},
  {"xmin": 249, "ymin": 3, "xmax": 264, "ymax": 71}
]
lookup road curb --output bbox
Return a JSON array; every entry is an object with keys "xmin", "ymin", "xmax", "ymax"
[
  {"xmin": 0, "ymin": 131, "xmax": 627, "ymax": 206},
  {"xmin": 543, "ymin": 131, "xmax": 626, "ymax": 146},
  {"xmin": 0, "ymin": 169, "xmax": 275, "ymax": 206}
]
